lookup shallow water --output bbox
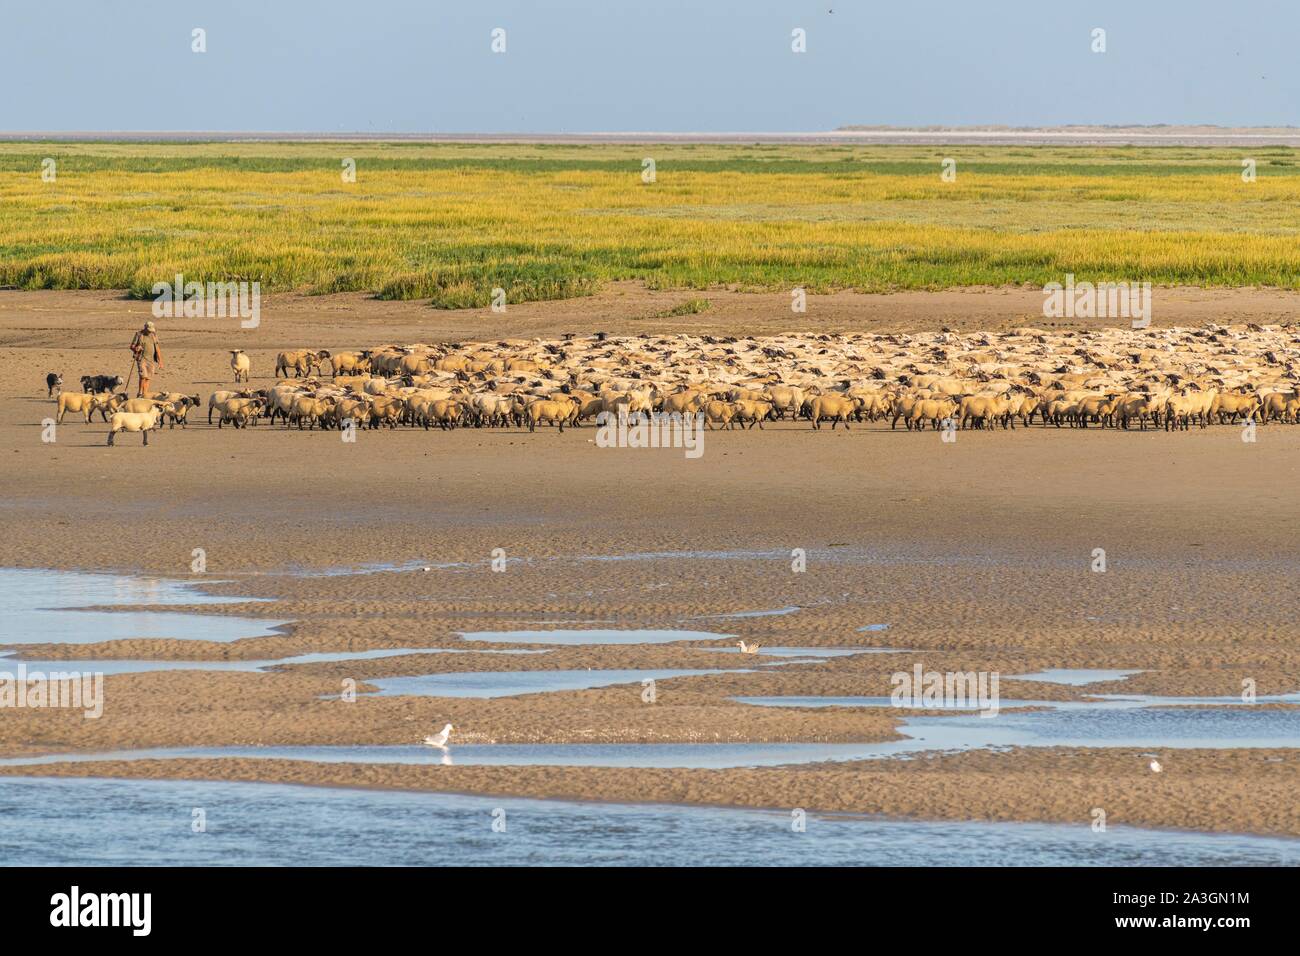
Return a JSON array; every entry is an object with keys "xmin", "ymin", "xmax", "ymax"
[
  {"xmin": 735, "ymin": 695, "xmax": 1300, "ymax": 753},
  {"xmin": 700, "ymin": 645, "xmax": 906, "ymax": 658},
  {"xmin": 0, "ymin": 647, "xmax": 548, "ymax": 676},
  {"xmin": 1011, "ymin": 668, "xmax": 1145, "ymax": 686},
  {"xmin": 0, "ymin": 740, "xmax": 918, "ymax": 769},
  {"xmin": 1, "ymin": 777, "xmax": 1297, "ymax": 866},
  {"xmin": 0, "ymin": 568, "xmax": 286, "ymax": 645},
  {"xmin": 460, "ymin": 628, "xmax": 731, "ymax": 646},
  {"xmin": 691, "ymin": 606, "xmax": 802, "ymax": 619},
  {"xmin": 354, "ymin": 668, "xmax": 738, "ymax": 698}
]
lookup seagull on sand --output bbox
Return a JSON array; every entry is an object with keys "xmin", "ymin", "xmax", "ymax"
[
  {"xmin": 423, "ymin": 723, "xmax": 453, "ymax": 748},
  {"xmin": 1149, "ymin": 759, "xmax": 1162, "ymax": 773},
  {"xmin": 737, "ymin": 641, "xmax": 761, "ymax": 654}
]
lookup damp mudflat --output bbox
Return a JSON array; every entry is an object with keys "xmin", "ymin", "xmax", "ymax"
[
  {"xmin": 8, "ymin": 693, "xmax": 1299, "ymax": 768},
  {"xmin": 0, "ymin": 569, "xmax": 286, "ymax": 645},
  {"xmin": 0, "ymin": 647, "xmax": 548, "ymax": 676},
  {"xmin": 1, "ymin": 777, "xmax": 1297, "ymax": 866},
  {"xmin": 348, "ymin": 668, "xmax": 739, "ymax": 698}
]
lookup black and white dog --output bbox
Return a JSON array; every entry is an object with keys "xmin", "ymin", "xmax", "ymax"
[
  {"xmin": 80, "ymin": 374, "xmax": 124, "ymax": 394},
  {"xmin": 45, "ymin": 372, "xmax": 63, "ymax": 397}
]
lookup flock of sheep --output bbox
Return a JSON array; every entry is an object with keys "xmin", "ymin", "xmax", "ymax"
[{"xmin": 49, "ymin": 323, "xmax": 1300, "ymax": 444}]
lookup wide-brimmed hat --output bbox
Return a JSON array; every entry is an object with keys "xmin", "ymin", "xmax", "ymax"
[{"xmin": 144, "ymin": 321, "xmax": 156, "ymax": 332}]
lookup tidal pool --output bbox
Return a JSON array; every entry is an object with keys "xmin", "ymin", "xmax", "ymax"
[
  {"xmin": 1011, "ymin": 669, "xmax": 1145, "ymax": 686},
  {"xmin": 0, "ymin": 569, "xmax": 286, "ymax": 645},
  {"xmin": 459, "ymin": 629, "xmax": 731, "ymax": 646}
]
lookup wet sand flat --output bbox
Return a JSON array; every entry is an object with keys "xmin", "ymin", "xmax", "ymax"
[{"xmin": 1, "ymin": 287, "xmax": 1297, "ymax": 837}]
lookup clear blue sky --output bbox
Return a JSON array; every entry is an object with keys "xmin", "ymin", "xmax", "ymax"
[{"xmin": 2, "ymin": 0, "xmax": 1295, "ymax": 132}]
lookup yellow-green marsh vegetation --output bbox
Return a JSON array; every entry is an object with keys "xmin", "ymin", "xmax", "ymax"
[{"xmin": 2, "ymin": 142, "xmax": 1298, "ymax": 307}]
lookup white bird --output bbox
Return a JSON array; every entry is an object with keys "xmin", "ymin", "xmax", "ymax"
[
  {"xmin": 1149, "ymin": 759, "xmax": 1162, "ymax": 773},
  {"xmin": 423, "ymin": 723, "xmax": 453, "ymax": 748},
  {"xmin": 737, "ymin": 641, "xmax": 761, "ymax": 654}
]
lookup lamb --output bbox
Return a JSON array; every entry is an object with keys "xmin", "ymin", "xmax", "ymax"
[
  {"xmin": 229, "ymin": 349, "xmax": 251, "ymax": 383},
  {"xmin": 106, "ymin": 407, "xmax": 163, "ymax": 446}
]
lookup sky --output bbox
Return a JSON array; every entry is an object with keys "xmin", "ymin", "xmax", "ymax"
[{"xmin": 1, "ymin": 0, "xmax": 1296, "ymax": 132}]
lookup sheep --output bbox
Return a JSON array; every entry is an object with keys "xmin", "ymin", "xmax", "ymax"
[
  {"xmin": 1072, "ymin": 395, "xmax": 1119, "ymax": 429},
  {"xmin": 119, "ymin": 398, "xmax": 169, "ymax": 415},
  {"xmin": 365, "ymin": 395, "xmax": 405, "ymax": 429},
  {"xmin": 214, "ymin": 397, "xmax": 264, "ymax": 429},
  {"xmin": 1165, "ymin": 389, "xmax": 1216, "ymax": 431},
  {"xmin": 526, "ymin": 398, "xmax": 577, "ymax": 432},
  {"xmin": 416, "ymin": 398, "xmax": 463, "ymax": 430},
  {"xmin": 732, "ymin": 399, "xmax": 775, "ymax": 430},
  {"xmin": 1115, "ymin": 393, "xmax": 1161, "ymax": 431},
  {"xmin": 106, "ymin": 407, "xmax": 163, "ymax": 446},
  {"xmin": 276, "ymin": 350, "xmax": 328, "ymax": 378},
  {"xmin": 662, "ymin": 390, "xmax": 706, "ymax": 416},
  {"xmin": 229, "ymin": 349, "xmax": 251, "ymax": 383},
  {"xmin": 288, "ymin": 396, "xmax": 334, "ymax": 430},
  {"xmin": 765, "ymin": 385, "xmax": 805, "ymax": 420},
  {"xmin": 809, "ymin": 394, "xmax": 859, "ymax": 430},
  {"xmin": 702, "ymin": 400, "xmax": 739, "ymax": 429},
  {"xmin": 958, "ymin": 394, "xmax": 1015, "ymax": 430},
  {"xmin": 56, "ymin": 391, "xmax": 120, "ymax": 424},
  {"xmin": 906, "ymin": 398, "xmax": 958, "ymax": 431},
  {"xmin": 208, "ymin": 389, "xmax": 255, "ymax": 424},
  {"xmin": 1211, "ymin": 391, "xmax": 1260, "ymax": 424},
  {"xmin": 166, "ymin": 326, "xmax": 1300, "ymax": 444},
  {"xmin": 1258, "ymin": 390, "xmax": 1299, "ymax": 424},
  {"xmin": 162, "ymin": 395, "xmax": 198, "ymax": 428}
]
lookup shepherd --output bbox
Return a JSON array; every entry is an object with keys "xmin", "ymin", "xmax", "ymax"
[{"xmin": 129, "ymin": 320, "xmax": 164, "ymax": 397}]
